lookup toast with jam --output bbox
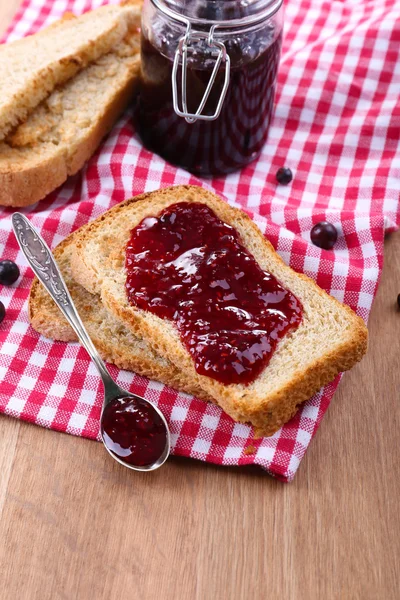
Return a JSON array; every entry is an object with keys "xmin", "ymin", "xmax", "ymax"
[
  {"xmin": 69, "ymin": 186, "xmax": 368, "ymax": 437},
  {"xmin": 29, "ymin": 226, "xmax": 211, "ymax": 402},
  {"xmin": 0, "ymin": 1, "xmax": 142, "ymax": 207}
]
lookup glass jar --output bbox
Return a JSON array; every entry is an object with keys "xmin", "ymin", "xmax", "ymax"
[{"xmin": 136, "ymin": 0, "xmax": 284, "ymax": 176}]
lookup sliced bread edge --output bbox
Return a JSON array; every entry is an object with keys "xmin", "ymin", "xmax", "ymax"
[
  {"xmin": 0, "ymin": 1, "xmax": 141, "ymax": 140},
  {"xmin": 0, "ymin": 34, "xmax": 140, "ymax": 207}
]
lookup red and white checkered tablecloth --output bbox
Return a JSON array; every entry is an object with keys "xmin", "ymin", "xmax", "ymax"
[{"xmin": 1, "ymin": 0, "xmax": 399, "ymax": 481}]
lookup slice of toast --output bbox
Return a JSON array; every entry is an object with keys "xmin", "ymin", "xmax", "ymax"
[
  {"xmin": 0, "ymin": 29, "xmax": 140, "ymax": 207},
  {"xmin": 29, "ymin": 227, "xmax": 210, "ymax": 402},
  {"xmin": 70, "ymin": 186, "xmax": 368, "ymax": 437},
  {"xmin": 0, "ymin": 1, "xmax": 141, "ymax": 141}
]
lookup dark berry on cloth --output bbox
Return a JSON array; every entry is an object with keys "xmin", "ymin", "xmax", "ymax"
[
  {"xmin": 0, "ymin": 260, "xmax": 20, "ymax": 286},
  {"xmin": 310, "ymin": 222, "xmax": 338, "ymax": 250},
  {"xmin": 276, "ymin": 167, "xmax": 293, "ymax": 185}
]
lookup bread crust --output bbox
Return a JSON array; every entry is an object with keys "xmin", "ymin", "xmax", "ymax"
[
  {"xmin": 70, "ymin": 186, "xmax": 369, "ymax": 436},
  {"xmin": 0, "ymin": 2, "xmax": 141, "ymax": 140},
  {"xmin": 0, "ymin": 2, "xmax": 142, "ymax": 207},
  {"xmin": 0, "ymin": 153, "xmax": 67, "ymax": 208},
  {"xmin": 0, "ymin": 62, "xmax": 140, "ymax": 208}
]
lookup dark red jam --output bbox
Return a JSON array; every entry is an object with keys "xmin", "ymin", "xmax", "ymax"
[
  {"xmin": 125, "ymin": 202, "xmax": 303, "ymax": 385},
  {"xmin": 135, "ymin": 27, "xmax": 282, "ymax": 176},
  {"xmin": 101, "ymin": 397, "xmax": 167, "ymax": 467}
]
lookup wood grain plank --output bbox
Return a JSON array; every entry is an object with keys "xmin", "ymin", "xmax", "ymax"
[{"xmin": 0, "ymin": 418, "xmax": 20, "ymax": 519}]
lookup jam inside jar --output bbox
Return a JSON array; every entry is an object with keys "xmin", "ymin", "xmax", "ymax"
[{"xmin": 136, "ymin": 0, "xmax": 284, "ymax": 176}]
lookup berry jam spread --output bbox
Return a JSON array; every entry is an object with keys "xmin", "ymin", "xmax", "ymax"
[
  {"xmin": 101, "ymin": 397, "xmax": 167, "ymax": 467},
  {"xmin": 136, "ymin": 27, "xmax": 282, "ymax": 176},
  {"xmin": 125, "ymin": 202, "xmax": 303, "ymax": 385}
]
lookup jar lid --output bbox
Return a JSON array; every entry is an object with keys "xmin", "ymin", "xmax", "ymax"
[{"xmin": 151, "ymin": 0, "xmax": 283, "ymax": 29}]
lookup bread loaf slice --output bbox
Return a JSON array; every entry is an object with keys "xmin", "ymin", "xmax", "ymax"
[
  {"xmin": 29, "ymin": 227, "xmax": 210, "ymax": 401},
  {"xmin": 0, "ymin": 29, "xmax": 140, "ymax": 207},
  {"xmin": 0, "ymin": 1, "xmax": 141, "ymax": 141},
  {"xmin": 70, "ymin": 186, "xmax": 368, "ymax": 437}
]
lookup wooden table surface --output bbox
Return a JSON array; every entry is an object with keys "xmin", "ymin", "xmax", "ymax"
[{"xmin": 1, "ymin": 4, "xmax": 399, "ymax": 599}]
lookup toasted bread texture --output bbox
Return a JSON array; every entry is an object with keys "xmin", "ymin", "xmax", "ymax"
[
  {"xmin": 29, "ymin": 227, "xmax": 210, "ymax": 401},
  {"xmin": 70, "ymin": 186, "xmax": 368, "ymax": 436},
  {"xmin": 0, "ymin": 1, "xmax": 141, "ymax": 141},
  {"xmin": 0, "ymin": 20, "xmax": 141, "ymax": 207}
]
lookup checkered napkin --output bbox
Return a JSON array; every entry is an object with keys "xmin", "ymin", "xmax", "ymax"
[{"xmin": 1, "ymin": 0, "xmax": 399, "ymax": 481}]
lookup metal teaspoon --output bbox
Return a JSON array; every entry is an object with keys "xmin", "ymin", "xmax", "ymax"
[{"xmin": 12, "ymin": 213, "xmax": 170, "ymax": 472}]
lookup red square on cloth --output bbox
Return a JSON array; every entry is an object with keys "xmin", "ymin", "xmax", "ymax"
[{"xmin": 0, "ymin": 0, "xmax": 399, "ymax": 481}]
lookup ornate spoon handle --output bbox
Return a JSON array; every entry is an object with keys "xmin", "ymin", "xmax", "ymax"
[{"xmin": 12, "ymin": 213, "xmax": 118, "ymax": 394}]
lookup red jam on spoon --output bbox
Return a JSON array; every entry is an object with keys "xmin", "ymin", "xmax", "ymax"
[
  {"xmin": 101, "ymin": 397, "xmax": 167, "ymax": 467},
  {"xmin": 125, "ymin": 202, "xmax": 303, "ymax": 385}
]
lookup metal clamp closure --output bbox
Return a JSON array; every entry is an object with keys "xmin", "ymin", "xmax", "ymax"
[{"xmin": 172, "ymin": 24, "xmax": 231, "ymax": 124}]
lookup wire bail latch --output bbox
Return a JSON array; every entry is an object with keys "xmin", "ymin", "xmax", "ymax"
[{"xmin": 172, "ymin": 24, "xmax": 231, "ymax": 124}]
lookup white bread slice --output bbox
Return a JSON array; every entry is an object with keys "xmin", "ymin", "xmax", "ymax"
[
  {"xmin": 29, "ymin": 227, "xmax": 210, "ymax": 402},
  {"xmin": 70, "ymin": 186, "xmax": 368, "ymax": 437},
  {"xmin": 0, "ymin": 29, "xmax": 140, "ymax": 207},
  {"xmin": 0, "ymin": 1, "xmax": 141, "ymax": 141}
]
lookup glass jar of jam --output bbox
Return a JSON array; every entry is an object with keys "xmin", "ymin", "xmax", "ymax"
[{"xmin": 136, "ymin": 0, "xmax": 284, "ymax": 176}]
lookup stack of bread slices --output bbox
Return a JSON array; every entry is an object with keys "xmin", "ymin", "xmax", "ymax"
[
  {"xmin": 29, "ymin": 186, "xmax": 369, "ymax": 436},
  {"xmin": 0, "ymin": 0, "xmax": 142, "ymax": 207}
]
